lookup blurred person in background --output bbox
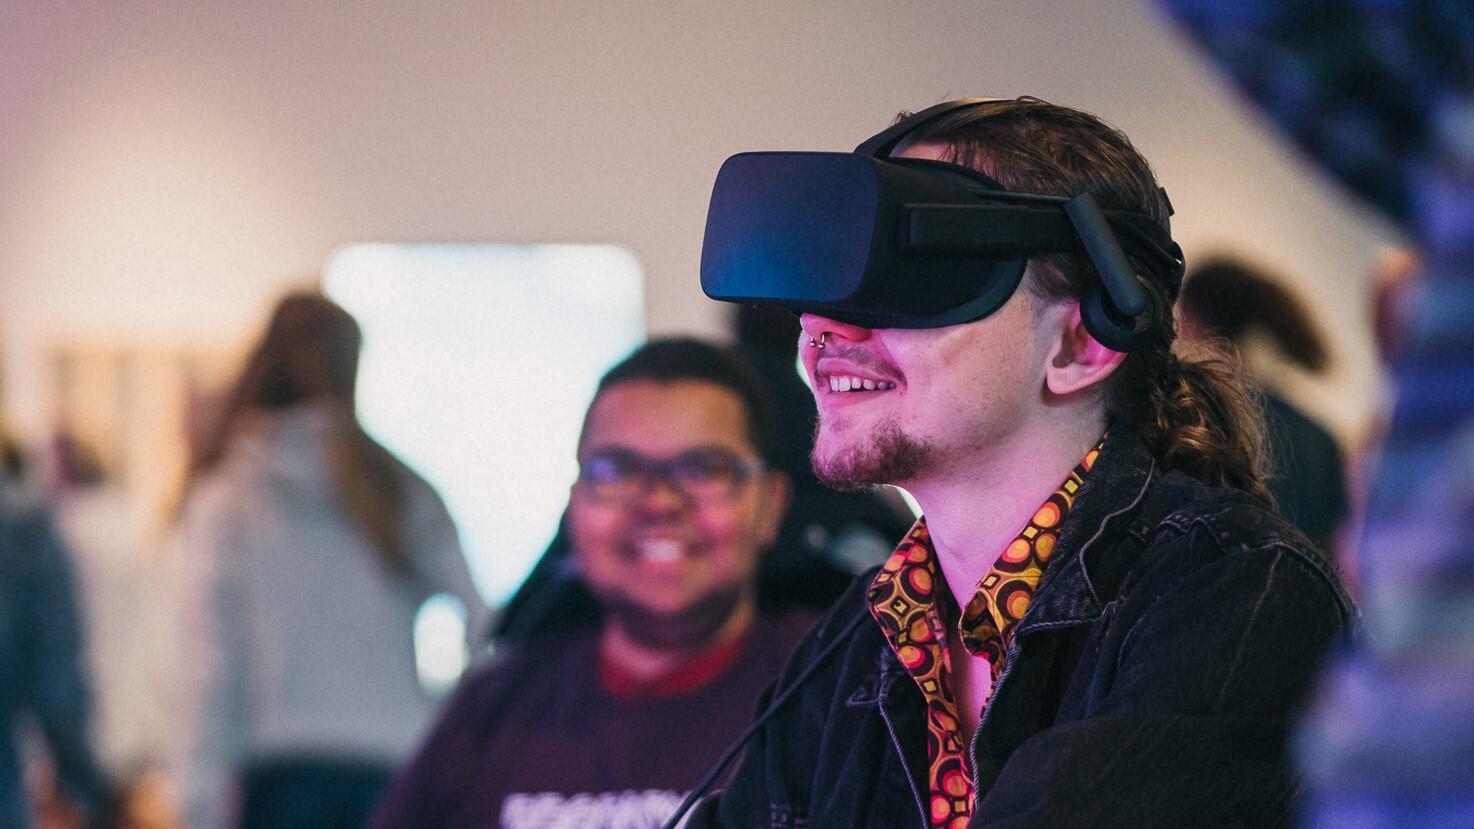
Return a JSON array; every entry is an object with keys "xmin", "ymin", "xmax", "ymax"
[
  {"xmin": 165, "ymin": 292, "xmax": 485, "ymax": 829},
  {"xmin": 1176, "ymin": 256, "xmax": 1351, "ymax": 560},
  {"xmin": 47, "ymin": 434, "xmax": 176, "ymax": 829},
  {"xmin": 1159, "ymin": 4, "xmax": 1474, "ymax": 823},
  {"xmin": 0, "ymin": 423, "xmax": 106, "ymax": 828},
  {"xmin": 491, "ymin": 310, "xmax": 913, "ymax": 645},
  {"xmin": 372, "ymin": 338, "xmax": 813, "ymax": 829}
]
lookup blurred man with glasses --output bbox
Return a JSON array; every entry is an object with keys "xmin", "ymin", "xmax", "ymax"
[{"xmin": 371, "ymin": 338, "xmax": 814, "ymax": 829}]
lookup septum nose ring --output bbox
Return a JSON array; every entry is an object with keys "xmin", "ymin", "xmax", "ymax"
[{"xmin": 807, "ymin": 332, "xmax": 828, "ymax": 350}]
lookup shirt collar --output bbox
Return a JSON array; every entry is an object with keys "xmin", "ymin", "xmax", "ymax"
[{"xmin": 868, "ymin": 436, "xmax": 1104, "ymax": 672}]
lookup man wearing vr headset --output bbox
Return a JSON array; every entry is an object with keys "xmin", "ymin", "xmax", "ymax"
[{"xmin": 690, "ymin": 98, "xmax": 1353, "ymax": 827}]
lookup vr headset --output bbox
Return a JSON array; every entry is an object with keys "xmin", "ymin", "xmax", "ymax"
[{"xmin": 699, "ymin": 98, "xmax": 1187, "ymax": 352}]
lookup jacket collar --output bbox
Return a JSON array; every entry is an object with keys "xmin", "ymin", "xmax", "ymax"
[{"xmin": 1019, "ymin": 427, "xmax": 1156, "ymax": 635}]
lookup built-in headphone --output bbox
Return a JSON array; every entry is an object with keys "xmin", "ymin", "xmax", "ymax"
[
  {"xmin": 863, "ymin": 97, "xmax": 1181, "ymax": 353},
  {"xmin": 1063, "ymin": 188, "xmax": 1177, "ymax": 352},
  {"xmin": 1081, "ymin": 274, "xmax": 1171, "ymax": 353}
]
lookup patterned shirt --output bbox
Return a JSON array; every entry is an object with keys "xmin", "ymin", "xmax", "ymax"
[{"xmin": 866, "ymin": 442, "xmax": 1100, "ymax": 829}]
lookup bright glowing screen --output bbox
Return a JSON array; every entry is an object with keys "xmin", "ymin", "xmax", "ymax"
[{"xmin": 324, "ymin": 243, "xmax": 645, "ymax": 605}]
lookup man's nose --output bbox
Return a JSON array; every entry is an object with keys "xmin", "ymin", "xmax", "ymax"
[
  {"xmin": 798, "ymin": 313, "xmax": 874, "ymax": 347},
  {"xmin": 635, "ymin": 473, "xmax": 693, "ymax": 514}
]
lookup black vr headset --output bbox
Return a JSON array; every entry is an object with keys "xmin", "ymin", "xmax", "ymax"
[{"xmin": 699, "ymin": 98, "xmax": 1187, "ymax": 352}]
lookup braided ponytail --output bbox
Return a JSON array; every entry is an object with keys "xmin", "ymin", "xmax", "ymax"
[{"xmin": 1108, "ymin": 342, "xmax": 1273, "ymax": 505}]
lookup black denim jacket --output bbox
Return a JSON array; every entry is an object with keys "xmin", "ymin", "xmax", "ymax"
[{"xmin": 692, "ymin": 429, "xmax": 1354, "ymax": 828}]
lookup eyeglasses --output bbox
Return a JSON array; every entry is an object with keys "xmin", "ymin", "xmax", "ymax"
[{"xmin": 576, "ymin": 448, "xmax": 765, "ymax": 504}]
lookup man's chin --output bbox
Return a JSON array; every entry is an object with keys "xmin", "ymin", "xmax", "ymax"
[
  {"xmin": 811, "ymin": 447, "xmax": 888, "ymax": 492},
  {"xmin": 811, "ymin": 420, "xmax": 936, "ymax": 491}
]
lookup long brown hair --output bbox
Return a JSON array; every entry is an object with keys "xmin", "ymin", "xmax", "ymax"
[
  {"xmin": 906, "ymin": 98, "xmax": 1272, "ymax": 502},
  {"xmin": 185, "ymin": 292, "xmax": 415, "ymax": 576}
]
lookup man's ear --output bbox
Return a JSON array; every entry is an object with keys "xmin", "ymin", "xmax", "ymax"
[{"xmin": 1045, "ymin": 302, "xmax": 1128, "ymax": 397}]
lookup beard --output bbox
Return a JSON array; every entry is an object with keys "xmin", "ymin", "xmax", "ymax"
[
  {"xmin": 810, "ymin": 415, "xmax": 939, "ymax": 490},
  {"xmin": 592, "ymin": 582, "xmax": 748, "ymax": 652}
]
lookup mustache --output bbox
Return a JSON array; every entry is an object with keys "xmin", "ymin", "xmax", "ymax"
[{"xmin": 815, "ymin": 347, "xmax": 902, "ymax": 380}]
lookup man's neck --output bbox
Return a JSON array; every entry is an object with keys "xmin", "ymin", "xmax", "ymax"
[
  {"xmin": 599, "ymin": 597, "xmax": 756, "ymax": 682},
  {"xmin": 905, "ymin": 419, "xmax": 1104, "ymax": 607}
]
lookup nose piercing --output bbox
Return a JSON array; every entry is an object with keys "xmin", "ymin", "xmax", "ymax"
[{"xmin": 807, "ymin": 332, "xmax": 828, "ymax": 350}]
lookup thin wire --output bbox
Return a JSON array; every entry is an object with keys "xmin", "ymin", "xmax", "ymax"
[{"xmin": 660, "ymin": 610, "xmax": 873, "ymax": 829}]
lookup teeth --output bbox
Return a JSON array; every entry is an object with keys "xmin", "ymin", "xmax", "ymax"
[
  {"xmin": 825, "ymin": 374, "xmax": 896, "ymax": 393},
  {"xmin": 637, "ymin": 540, "xmax": 684, "ymax": 563}
]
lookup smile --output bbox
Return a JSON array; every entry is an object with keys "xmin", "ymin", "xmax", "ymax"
[
  {"xmin": 636, "ymin": 538, "xmax": 686, "ymax": 563},
  {"xmin": 826, "ymin": 374, "xmax": 897, "ymax": 393},
  {"xmin": 626, "ymin": 536, "xmax": 703, "ymax": 566}
]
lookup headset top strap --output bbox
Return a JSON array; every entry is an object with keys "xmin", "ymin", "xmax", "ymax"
[
  {"xmin": 855, "ymin": 97, "xmax": 1185, "ymax": 299},
  {"xmin": 854, "ymin": 97, "xmax": 998, "ymax": 158}
]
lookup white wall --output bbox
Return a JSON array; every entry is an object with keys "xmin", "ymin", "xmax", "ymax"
[{"xmin": 0, "ymin": 0, "xmax": 1399, "ymax": 447}]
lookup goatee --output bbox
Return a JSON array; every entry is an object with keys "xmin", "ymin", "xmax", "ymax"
[{"xmin": 810, "ymin": 417, "xmax": 937, "ymax": 490}]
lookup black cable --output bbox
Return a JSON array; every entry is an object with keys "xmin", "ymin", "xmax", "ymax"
[{"xmin": 660, "ymin": 610, "xmax": 872, "ymax": 829}]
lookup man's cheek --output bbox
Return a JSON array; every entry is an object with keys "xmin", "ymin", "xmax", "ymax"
[
  {"xmin": 571, "ymin": 509, "xmax": 620, "ymax": 547},
  {"xmin": 721, "ymin": 530, "xmax": 768, "ymax": 584}
]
